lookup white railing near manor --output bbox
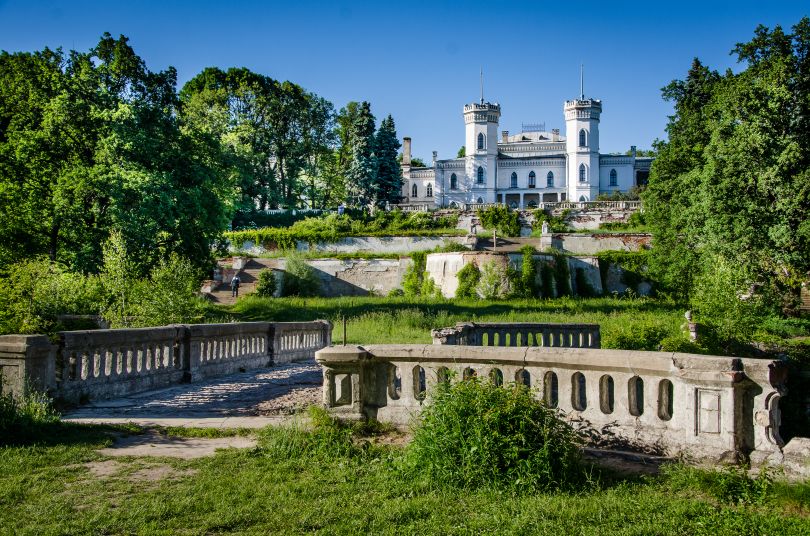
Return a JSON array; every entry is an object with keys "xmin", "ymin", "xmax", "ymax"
[
  {"xmin": 316, "ymin": 343, "xmax": 786, "ymax": 463},
  {"xmin": 0, "ymin": 321, "xmax": 332, "ymax": 403},
  {"xmin": 536, "ymin": 201, "xmax": 642, "ymax": 211}
]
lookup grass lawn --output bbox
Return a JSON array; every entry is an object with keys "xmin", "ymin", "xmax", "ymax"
[
  {"xmin": 224, "ymin": 295, "xmax": 686, "ymax": 348},
  {"xmin": 1, "ymin": 421, "xmax": 809, "ymax": 535}
]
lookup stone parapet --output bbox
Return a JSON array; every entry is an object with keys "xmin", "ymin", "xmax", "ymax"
[
  {"xmin": 431, "ymin": 322, "xmax": 600, "ymax": 348},
  {"xmin": 316, "ymin": 344, "xmax": 786, "ymax": 463},
  {"xmin": 0, "ymin": 320, "xmax": 332, "ymax": 403}
]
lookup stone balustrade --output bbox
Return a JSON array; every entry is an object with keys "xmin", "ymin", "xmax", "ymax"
[
  {"xmin": 0, "ymin": 320, "xmax": 331, "ymax": 403},
  {"xmin": 536, "ymin": 200, "xmax": 642, "ymax": 210},
  {"xmin": 315, "ymin": 344, "xmax": 786, "ymax": 462},
  {"xmin": 432, "ymin": 322, "xmax": 600, "ymax": 348}
]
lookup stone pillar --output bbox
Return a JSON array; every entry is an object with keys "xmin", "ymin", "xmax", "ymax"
[
  {"xmin": 402, "ymin": 137, "xmax": 412, "ymax": 166},
  {"xmin": 315, "ymin": 345, "xmax": 371, "ymax": 420},
  {"xmin": 0, "ymin": 335, "xmax": 56, "ymax": 398}
]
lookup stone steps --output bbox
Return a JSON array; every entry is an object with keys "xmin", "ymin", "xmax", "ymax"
[{"xmin": 206, "ymin": 259, "xmax": 277, "ymax": 305}]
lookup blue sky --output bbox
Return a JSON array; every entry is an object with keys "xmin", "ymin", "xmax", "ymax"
[{"xmin": 0, "ymin": 1, "xmax": 807, "ymax": 161}]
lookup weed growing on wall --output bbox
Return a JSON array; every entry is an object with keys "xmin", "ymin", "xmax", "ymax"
[
  {"xmin": 552, "ymin": 253, "xmax": 572, "ymax": 297},
  {"xmin": 519, "ymin": 245, "xmax": 538, "ymax": 297},
  {"xmin": 476, "ymin": 260, "xmax": 512, "ymax": 299},
  {"xmin": 455, "ymin": 263, "xmax": 481, "ymax": 299},
  {"xmin": 402, "ymin": 251, "xmax": 441, "ymax": 298},
  {"xmin": 403, "ymin": 378, "xmax": 589, "ymax": 492},
  {"xmin": 281, "ymin": 253, "xmax": 322, "ymax": 297}
]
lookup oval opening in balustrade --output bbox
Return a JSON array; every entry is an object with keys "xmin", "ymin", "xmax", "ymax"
[
  {"xmin": 572, "ymin": 372, "xmax": 587, "ymax": 411},
  {"xmin": 544, "ymin": 371, "xmax": 558, "ymax": 408},
  {"xmin": 599, "ymin": 375, "xmax": 615, "ymax": 414},
  {"xmin": 489, "ymin": 368, "xmax": 503, "ymax": 387},
  {"xmin": 516, "ymin": 369, "xmax": 531, "ymax": 387},
  {"xmin": 388, "ymin": 364, "xmax": 401, "ymax": 401},
  {"xmin": 628, "ymin": 376, "xmax": 644, "ymax": 417},
  {"xmin": 658, "ymin": 379, "xmax": 674, "ymax": 421},
  {"xmin": 436, "ymin": 366, "xmax": 451, "ymax": 385},
  {"xmin": 413, "ymin": 365, "xmax": 427, "ymax": 401},
  {"xmin": 463, "ymin": 367, "xmax": 477, "ymax": 381}
]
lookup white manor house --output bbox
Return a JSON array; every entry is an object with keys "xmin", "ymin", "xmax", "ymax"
[{"xmin": 400, "ymin": 92, "xmax": 652, "ymax": 209}]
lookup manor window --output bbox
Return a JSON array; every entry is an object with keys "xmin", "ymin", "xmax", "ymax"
[
  {"xmin": 609, "ymin": 169, "xmax": 618, "ymax": 186},
  {"xmin": 528, "ymin": 171, "xmax": 536, "ymax": 188},
  {"xmin": 450, "ymin": 173, "xmax": 458, "ymax": 190},
  {"xmin": 547, "ymin": 171, "xmax": 554, "ymax": 187},
  {"xmin": 477, "ymin": 133, "xmax": 485, "ymax": 150},
  {"xmin": 412, "ymin": 184, "xmax": 418, "ymax": 197},
  {"xmin": 579, "ymin": 129, "xmax": 587, "ymax": 147},
  {"xmin": 477, "ymin": 166, "xmax": 484, "ymax": 184},
  {"xmin": 510, "ymin": 172, "xmax": 518, "ymax": 188},
  {"xmin": 426, "ymin": 183, "xmax": 433, "ymax": 197},
  {"xmin": 579, "ymin": 164, "xmax": 587, "ymax": 182}
]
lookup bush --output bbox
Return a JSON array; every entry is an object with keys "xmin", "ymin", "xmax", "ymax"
[
  {"xmin": 282, "ymin": 254, "xmax": 321, "ymax": 297},
  {"xmin": 476, "ymin": 260, "xmax": 512, "ymax": 299},
  {"xmin": 404, "ymin": 378, "xmax": 588, "ymax": 491},
  {"xmin": 602, "ymin": 319, "xmax": 674, "ymax": 350},
  {"xmin": 127, "ymin": 254, "xmax": 207, "ymax": 327},
  {"xmin": 532, "ymin": 210, "xmax": 568, "ymax": 233},
  {"xmin": 255, "ymin": 269, "xmax": 278, "ymax": 298},
  {"xmin": 455, "ymin": 263, "xmax": 481, "ymax": 299},
  {"xmin": 478, "ymin": 205, "xmax": 521, "ymax": 237},
  {"xmin": 0, "ymin": 258, "xmax": 104, "ymax": 335},
  {"xmin": 518, "ymin": 245, "xmax": 538, "ymax": 297},
  {"xmin": 0, "ymin": 389, "xmax": 60, "ymax": 444}
]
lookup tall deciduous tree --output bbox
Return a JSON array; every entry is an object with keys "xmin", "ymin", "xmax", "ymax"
[{"xmin": 643, "ymin": 17, "xmax": 810, "ymax": 323}]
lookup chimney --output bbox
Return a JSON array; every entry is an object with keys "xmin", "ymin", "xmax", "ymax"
[
  {"xmin": 631, "ymin": 145, "xmax": 637, "ymax": 158},
  {"xmin": 552, "ymin": 128, "xmax": 560, "ymax": 141},
  {"xmin": 501, "ymin": 130, "xmax": 509, "ymax": 143},
  {"xmin": 402, "ymin": 137, "xmax": 412, "ymax": 166},
  {"xmin": 432, "ymin": 151, "xmax": 438, "ymax": 165}
]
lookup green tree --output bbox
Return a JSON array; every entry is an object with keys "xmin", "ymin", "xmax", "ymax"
[
  {"xmin": 374, "ymin": 115, "xmax": 403, "ymax": 206},
  {"xmin": 643, "ymin": 18, "xmax": 810, "ymax": 320},
  {"xmin": 456, "ymin": 146, "xmax": 466, "ymax": 158},
  {"xmin": 346, "ymin": 101, "xmax": 377, "ymax": 207}
]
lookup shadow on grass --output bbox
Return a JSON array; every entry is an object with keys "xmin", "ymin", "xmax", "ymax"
[{"xmin": 1, "ymin": 420, "xmax": 140, "ymax": 449}]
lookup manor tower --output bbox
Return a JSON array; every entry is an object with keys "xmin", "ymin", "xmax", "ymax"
[
  {"xmin": 463, "ymin": 100, "xmax": 500, "ymax": 204},
  {"xmin": 564, "ymin": 97, "xmax": 601, "ymax": 202}
]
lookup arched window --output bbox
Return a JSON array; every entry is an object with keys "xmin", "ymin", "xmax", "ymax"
[
  {"xmin": 579, "ymin": 195, "xmax": 587, "ymax": 202},
  {"xmin": 579, "ymin": 129, "xmax": 587, "ymax": 147},
  {"xmin": 426, "ymin": 183, "xmax": 433, "ymax": 197},
  {"xmin": 412, "ymin": 184, "xmax": 418, "ymax": 197},
  {"xmin": 579, "ymin": 164, "xmax": 587, "ymax": 183},
  {"xmin": 477, "ymin": 132, "xmax": 485, "ymax": 150},
  {"xmin": 477, "ymin": 197, "xmax": 484, "ymax": 203},
  {"xmin": 450, "ymin": 173, "xmax": 458, "ymax": 190},
  {"xmin": 546, "ymin": 171, "xmax": 554, "ymax": 187},
  {"xmin": 510, "ymin": 172, "xmax": 518, "ymax": 188},
  {"xmin": 477, "ymin": 166, "xmax": 484, "ymax": 184},
  {"xmin": 609, "ymin": 169, "xmax": 618, "ymax": 186},
  {"xmin": 528, "ymin": 171, "xmax": 536, "ymax": 188}
]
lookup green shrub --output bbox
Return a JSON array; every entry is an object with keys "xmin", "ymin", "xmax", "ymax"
[
  {"xmin": 478, "ymin": 205, "xmax": 521, "ymax": 237},
  {"xmin": 0, "ymin": 258, "xmax": 104, "ymax": 335},
  {"xmin": 127, "ymin": 254, "xmax": 207, "ymax": 327},
  {"xmin": 403, "ymin": 251, "xmax": 438, "ymax": 298},
  {"xmin": 659, "ymin": 334, "xmax": 704, "ymax": 354},
  {"xmin": 404, "ymin": 378, "xmax": 588, "ymax": 491},
  {"xmin": 476, "ymin": 260, "xmax": 512, "ymax": 299},
  {"xmin": 455, "ymin": 263, "xmax": 481, "ymax": 299},
  {"xmin": 255, "ymin": 269, "xmax": 278, "ymax": 298},
  {"xmin": 0, "ymin": 389, "xmax": 60, "ymax": 445},
  {"xmin": 532, "ymin": 210, "xmax": 568, "ymax": 233},
  {"xmin": 602, "ymin": 319, "xmax": 674, "ymax": 350},
  {"xmin": 518, "ymin": 246, "xmax": 538, "ymax": 297},
  {"xmin": 282, "ymin": 254, "xmax": 322, "ymax": 297}
]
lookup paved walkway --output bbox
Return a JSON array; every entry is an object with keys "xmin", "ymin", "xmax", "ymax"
[{"xmin": 64, "ymin": 360, "xmax": 323, "ymax": 429}]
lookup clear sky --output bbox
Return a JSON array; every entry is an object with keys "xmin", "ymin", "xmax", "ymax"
[{"xmin": 0, "ymin": 1, "xmax": 807, "ymax": 161}]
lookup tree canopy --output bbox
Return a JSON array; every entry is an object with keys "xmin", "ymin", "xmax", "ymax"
[{"xmin": 643, "ymin": 17, "xmax": 810, "ymax": 325}]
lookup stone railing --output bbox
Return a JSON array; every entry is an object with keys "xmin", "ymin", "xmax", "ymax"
[
  {"xmin": 0, "ymin": 320, "xmax": 331, "ymax": 403},
  {"xmin": 537, "ymin": 201, "xmax": 642, "ymax": 211},
  {"xmin": 315, "ymin": 344, "xmax": 786, "ymax": 462},
  {"xmin": 395, "ymin": 204, "xmax": 433, "ymax": 212},
  {"xmin": 432, "ymin": 322, "xmax": 600, "ymax": 348}
]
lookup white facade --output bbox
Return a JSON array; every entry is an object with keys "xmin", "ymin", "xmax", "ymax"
[{"xmin": 401, "ymin": 94, "xmax": 652, "ymax": 208}]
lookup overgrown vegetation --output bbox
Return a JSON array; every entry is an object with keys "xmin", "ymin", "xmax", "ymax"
[
  {"xmin": 280, "ymin": 253, "xmax": 322, "ymax": 297},
  {"xmin": 0, "ymin": 389, "xmax": 60, "ymax": 444},
  {"xmin": 454, "ymin": 263, "xmax": 481, "ymax": 299},
  {"xmin": 226, "ymin": 211, "xmax": 461, "ymax": 250},
  {"xmin": 598, "ymin": 211, "xmax": 649, "ymax": 232},
  {"xmin": 532, "ymin": 210, "xmax": 569, "ymax": 233},
  {"xmin": 477, "ymin": 205, "xmax": 521, "ymax": 237},
  {"xmin": 254, "ymin": 269, "xmax": 277, "ymax": 298},
  {"xmin": 401, "ymin": 251, "xmax": 441, "ymax": 298},
  {"xmin": 643, "ymin": 18, "xmax": 810, "ymax": 328},
  {"xmin": 404, "ymin": 378, "xmax": 589, "ymax": 492}
]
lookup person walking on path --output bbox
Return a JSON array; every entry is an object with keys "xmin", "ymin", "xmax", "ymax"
[{"xmin": 230, "ymin": 274, "xmax": 241, "ymax": 297}]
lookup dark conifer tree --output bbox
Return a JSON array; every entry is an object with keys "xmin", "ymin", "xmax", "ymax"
[
  {"xmin": 374, "ymin": 115, "xmax": 403, "ymax": 206},
  {"xmin": 346, "ymin": 101, "xmax": 377, "ymax": 206}
]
